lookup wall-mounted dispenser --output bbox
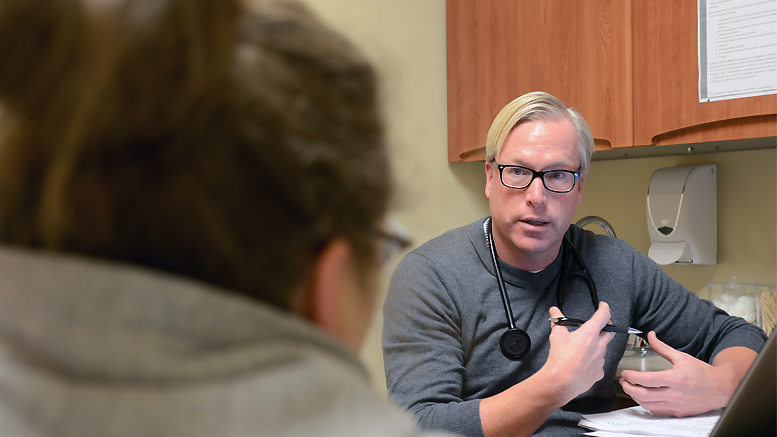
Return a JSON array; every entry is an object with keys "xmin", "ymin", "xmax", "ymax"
[{"xmin": 646, "ymin": 163, "xmax": 717, "ymax": 265}]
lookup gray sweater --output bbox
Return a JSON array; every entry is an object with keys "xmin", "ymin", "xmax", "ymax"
[
  {"xmin": 0, "ymin": 244, "xmax": 442, "ymax": 437},
  {"xmin": 382, "ymin": 218, "xmax": 766, "ymax": 437}
]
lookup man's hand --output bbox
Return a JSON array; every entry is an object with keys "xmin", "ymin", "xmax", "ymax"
[
  {"xmin": 619, "ymin": 331, "xmax": 758, "ymax": 417},
  {"xmin": 479, "ymin": 302, "xmax": 616, "ymax": 437},
  {"xmin": 546, "ymin": 302, "xmax": 616, "ymax": 402}
]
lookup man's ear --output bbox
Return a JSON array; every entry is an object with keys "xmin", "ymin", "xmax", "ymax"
[
  {"xmin": 485, "ymin": 160, "xmax": 495, "ymax": 199},
  {"xmin": 294, "ymin": 239, "xmax": 352, "ymax": 334}
]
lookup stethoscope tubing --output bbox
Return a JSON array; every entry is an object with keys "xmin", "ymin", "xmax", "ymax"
[
  {"xmin": 484, "ymin": 217, "xmax": 600, "ymax": 359},
  {"xmin": 486, "ymin": 218, "xmax": 517, "ymax": 330}
]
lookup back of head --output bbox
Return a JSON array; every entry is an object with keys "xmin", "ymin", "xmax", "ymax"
[
  {"xmin": 0, "ymin": 0, "xmax": 389, "ymax": 309},
  {"xmin": 485, "ymin": 91, "xmax": 594, "ymax": 172}
]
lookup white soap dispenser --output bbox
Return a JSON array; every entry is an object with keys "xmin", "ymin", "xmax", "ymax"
[{"xmin": 646, "ymin": 163, "xmax": 717, "ymax": 265}]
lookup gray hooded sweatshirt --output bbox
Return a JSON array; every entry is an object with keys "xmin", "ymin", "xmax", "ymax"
[{"xmin": 0, "ymin": 245, "xmax": 436, "ymax": 437}]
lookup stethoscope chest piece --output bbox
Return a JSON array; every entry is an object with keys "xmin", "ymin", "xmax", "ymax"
[{"xmin": 500, "ymin": 328, "xmax": 531, "ymax": 360}]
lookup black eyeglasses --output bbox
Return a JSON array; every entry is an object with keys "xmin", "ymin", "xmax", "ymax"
[{"xmin": 496, "ymin": 163, "xmax": 580, "ymax": 193}]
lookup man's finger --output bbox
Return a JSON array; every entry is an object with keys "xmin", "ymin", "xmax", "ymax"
[
  {"xmin": 620, "ymin": 369, "xmax": 671, "ymax": 389},
  {"xmin": 548, "ymin": 306, "xmax": 564, "ymax": 319},
  {"xmin": 646, "ymin": 331, "xmax": 681, "ymax": 364},
  {"xmin": 580, "ymin": 301, "xmax": 611, "ymax": 333}
]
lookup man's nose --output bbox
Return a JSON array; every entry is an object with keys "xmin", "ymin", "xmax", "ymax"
[{"xmin": 524, "ymin": 176, "xmax": 547, "ymax": 205}]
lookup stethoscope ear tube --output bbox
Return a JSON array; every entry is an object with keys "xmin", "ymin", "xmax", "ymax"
[
  {"xmin": 486, "ymin": 218, "xmax": 516, "ymax": 330},
  {"xmin": 557, "ymin": 235, "xmax": 599, "ymax": 313},
  {"xmin": 486, "ymin": 218, "xmax": 531, "ymax": 360}
]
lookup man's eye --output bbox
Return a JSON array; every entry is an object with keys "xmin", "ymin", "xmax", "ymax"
[
  {"xmin": 547, "ymin": 171, "xmax": 567, "ymax": 180},
  {"xmin": 508, "ymin": 167, "xmax": 530, "ymax": 176}
]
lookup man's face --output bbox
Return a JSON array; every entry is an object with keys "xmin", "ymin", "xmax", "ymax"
[{"xmin": 485, "ymin": 118, "xmax": 586, "ymax": 271}]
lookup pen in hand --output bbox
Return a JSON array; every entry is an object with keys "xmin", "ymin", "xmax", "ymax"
[{"xmin": 549, "ymin": 317, "xmax": 642, "ymax": 335}]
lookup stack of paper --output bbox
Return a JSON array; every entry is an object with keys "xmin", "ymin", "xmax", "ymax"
[{"xmin": 579, "ymin": 406, "xmax": 722, "ymax": 437}]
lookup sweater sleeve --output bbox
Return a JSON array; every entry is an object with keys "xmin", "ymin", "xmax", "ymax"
[
  {"xmin": 382, "ymin": 251, "xmax": 484, "ymax": 437},
  {"xmin": 626, "ymin": 244, "xmax": 767, "ymax": 361}
]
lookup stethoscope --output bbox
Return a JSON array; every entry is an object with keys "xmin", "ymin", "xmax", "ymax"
[{"xmin": 484, "ymin": 217, "xmax": 599, "ymax": 360}]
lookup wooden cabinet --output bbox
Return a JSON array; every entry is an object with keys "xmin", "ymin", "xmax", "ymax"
[
  {"xmin": 447, "ymin": 0, "xmax": 777, "ymax": 162},
  {"xmin": 447, "ymin": 0, "xmax": 633, "ymax": 161},
  {"xmin": 632, "ymin": 0, "xmax": 776, "ymax": 147}
]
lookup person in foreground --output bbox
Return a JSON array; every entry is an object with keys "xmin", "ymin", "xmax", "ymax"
[
  {"xmin": 382, "ymin": 91, "xmax": 767, "ymax": 437},
  {"xmin": 0, "ymin": 0, "xmax": 443, "ymax": 435}
]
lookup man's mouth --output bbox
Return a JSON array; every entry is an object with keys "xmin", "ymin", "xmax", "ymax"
[{"xmin": 521, "ymin": 219, "xmax": 548, "ymax": 226}]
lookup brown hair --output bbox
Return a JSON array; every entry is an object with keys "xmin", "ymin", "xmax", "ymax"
[{"xmin": 0, "ymin": 0, "xmax": 390, "ymax": 309}]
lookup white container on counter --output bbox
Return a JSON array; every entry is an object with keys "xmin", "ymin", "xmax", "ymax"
[{"xmin": 707, "ymin": 277, "xmax": 758, "ymax": 324}]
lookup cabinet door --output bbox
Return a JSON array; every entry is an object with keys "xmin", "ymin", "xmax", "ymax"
[
  {"xmin": 447, "ymin": 0, "xmax": 633, "ymax": 162},
  {"xmin": 632, "ymin": 1, "xmax": 777, "ymax": 147}
]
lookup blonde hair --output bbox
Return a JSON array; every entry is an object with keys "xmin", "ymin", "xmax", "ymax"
[{"xmin": 485, "ymin": 91, "xmax": 594, "ymax": 172}]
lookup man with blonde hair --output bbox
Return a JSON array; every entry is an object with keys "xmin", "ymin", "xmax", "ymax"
[{"xmin": 383, "ymin": 91, "xmax": 766, "ymax": 436}]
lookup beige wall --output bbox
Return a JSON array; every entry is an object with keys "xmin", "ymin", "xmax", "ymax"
[
  {"xmin": 579, "ymin": 149, "xmax": 777, "ymax": 293},
  {"xmin": 296, "ymin": 0, "xmax": 777, "ymax": 395}
]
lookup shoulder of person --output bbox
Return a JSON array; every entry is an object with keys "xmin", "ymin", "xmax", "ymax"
[{"xmin": 409, "ymin": 218, "xmax": 486, "ymax": 258}]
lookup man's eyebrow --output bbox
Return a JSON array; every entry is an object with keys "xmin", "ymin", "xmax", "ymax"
[{"xmin": 500, "ymin": 160, "xmax": 579, "ymax": 170}]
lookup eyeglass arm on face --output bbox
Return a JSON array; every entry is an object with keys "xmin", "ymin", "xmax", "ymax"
[
  {"xmin": 495, "ymin": 163, "xmax": 579, "ymax": 193},
  {"xmin": 372, "ymin": 226, "xmax": 411, "ymax": 266}
]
